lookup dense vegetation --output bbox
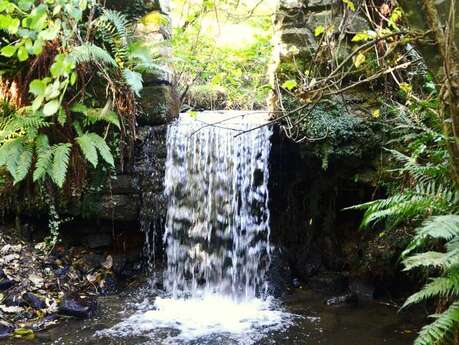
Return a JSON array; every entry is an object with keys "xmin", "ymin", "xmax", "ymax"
[
  {"xmin": 171, "ymin": 0, "xmax": 273, "ymax": 110},
  {"xmin": 0, "ymin": 0, "xmax": 160, "ymax": 193}
]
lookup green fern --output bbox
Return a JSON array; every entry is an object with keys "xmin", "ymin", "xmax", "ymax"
[
  {"xmin": 69, "ymin": 43, "xmax": 117, "ymax": 66},
  {"xmin": 401, "ymin": 216, "xmax": 459, "ymax": 345},
  {"xmin": 33, "ymin": 134, "xmax": 53, "ymax": 182},
  {"xmin": 76, "ymin": 132, "xmax": 114, "ymax": 168},
  {"xmin": 414, "ymin": 302, "xmax": 459, "ymax": 345},
  {"xmin": 76, "ymin": 133, "xmax": 98, "ymax": 168},
  {"xmin": 123, "ymin": 68, "xmax": 143, "ymax": 96},
  {"xmin": 96, "ymin": 9, "xmax": 131, "ymax": 65},
  {"xmin": 402, "ymin": 269, "xmax": 459, "ymax": 308},
  {"xmin": 51, "ymin": 143, "xmax": 72, "ymax": 188},
  {"xmin": 13, "ymin": 143, "xmax": 33, "ymax": 184}
]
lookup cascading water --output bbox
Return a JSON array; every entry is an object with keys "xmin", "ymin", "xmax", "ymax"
[
  {"xmin": 98, "ymin": 112, "xmax": 290, "ymax": 344},
  {"xmin": 163, "ymin": 112, "xmax": 272, "ymax": 300}
]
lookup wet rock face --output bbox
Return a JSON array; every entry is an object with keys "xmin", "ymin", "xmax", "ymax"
[
  {"xmin": 268, "ymin": 126, "xmax": 381, "ymax": 287},
  {"xmin": 266, "ymin": 248, "xmax": 294, "ymax": 297}
]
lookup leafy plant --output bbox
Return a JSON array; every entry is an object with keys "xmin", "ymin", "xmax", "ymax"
[
  {"xmin": 0, "ymin": 0, "xmax": 160, "ymax": 190},
  {"xmin": 401, "ymin": 215, "xmax": 459, "ymax": 345},
  {"xmin": 350, "ymin": 96, "xmax": 459, "ymax": 344}
]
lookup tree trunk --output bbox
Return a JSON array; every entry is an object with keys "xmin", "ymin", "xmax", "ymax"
[{"xmin": 419, "ymin": 0, "xmax": 459, "ymax": 189}]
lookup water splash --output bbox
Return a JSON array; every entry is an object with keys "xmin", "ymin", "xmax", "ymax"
[{"xmin": 98, "ymin": 112, "xmax": 290, "ymax": 344}]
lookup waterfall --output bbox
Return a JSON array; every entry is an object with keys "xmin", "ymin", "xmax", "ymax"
[
  {"xmin": 98, "ymin": 112, "xmax": 290, "ymax": 344},
  {"xmin": 163, "ymin": 113, "xmax": 272, "ymax": 300}
]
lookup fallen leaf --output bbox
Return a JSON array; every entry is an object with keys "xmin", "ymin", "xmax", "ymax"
[
  {"xmin": 2, "ymin": 253, "xmax": 19, "ymax": 264},
  {"xmin": 86, "ymin": 273, "xmax": 98, "ymax": 283},
  {"xmin": 102, "ymin": 255, "xmax": 113, "ymax": 270},
  {"xmin": 0, "ymin": 305, "xmax": 24, "ymax": 313},
  {"xmin": 353, "ymin": 52, "xmax": 366, "ymax": 68},
  {"xmin": 0, "ymin": 244, "xmax": 11, "ymax": 254},
  {"xmin": 29, "ymin": 274, "xmax": 44, "ymax": 288}
]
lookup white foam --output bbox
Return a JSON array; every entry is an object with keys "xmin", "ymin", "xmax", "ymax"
[{"xmin": 97, "ymin": 294, "xmax": 291, "ymax": 344}]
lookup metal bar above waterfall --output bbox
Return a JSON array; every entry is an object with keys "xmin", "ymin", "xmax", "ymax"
[{"xmin": 161, "ymin": 111, "xmax": 273, "ymax": 300}]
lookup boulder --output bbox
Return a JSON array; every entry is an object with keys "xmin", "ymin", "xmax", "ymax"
[
  {"xmin": 58, "ymin": 297, "xmax": 97, "ymax": 319},
  {"xmin": 23, "ymin": 292, "xmax": 46, "ymax": 310}
]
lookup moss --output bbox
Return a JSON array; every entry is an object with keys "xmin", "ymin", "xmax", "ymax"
[{"xmin": 281, "ymin": 95, "xmax": 383, "ymax": 168}]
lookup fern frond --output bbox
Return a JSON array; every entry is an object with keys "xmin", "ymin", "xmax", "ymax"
[
  {"xmin": 123, "ymin": 68, "xmax": 143, "ymax": 96},
  {"xmin": 69, "ymin": 43, "xmax": 117, "ymax": 67},
  {"xmin": 77, "ymin": 134, "xmax": 98, "ymax": 168},
  {"xmin": 414, "ymin": 301, "xmax": 459, "ymax": 345},
  {"xmin": 403, "ymin": 251, "xmax": 457, "ymax": 271},
  {"xmin": 96, "ymin": 9, "xmax": 131, "ymax": 65},
  {"xmin": 33, "ymin": 134, "xmax": 52, "ymax": 182},
  {"xmin": 51, "ymin": 143, "xmax": 72, "ymax": 188},
  {"xmin": 98, "ymin": 9, "xmax": 130, "ymax": 45},
  {"xmin": 13, "ymin": 143, "xmax": 33, "ymax": 184},
  {"xmin": 88, "ymin": 133, "xmax": 114, "ymax": 167},
  {"xmin": 416, "ymin": 216, "xmax": 459, "ymax": 242},
  {"xmin": 402, "ymin": 270, "xmax": 459, "ymax": 308}
]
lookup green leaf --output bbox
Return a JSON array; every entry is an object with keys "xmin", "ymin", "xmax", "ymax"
[
  {"xmin": 17, "ymin": 46, "xmax": 29, "ymax": 62},
  {"xmin": 70, "ymin": 103, "xmax": 88, "ymax": 114},
  {"xmin": 400, "ymin": 82, "xmax": 412, "ymax": 95},
  {"xmin": 57, "ymin": 108, "xmax": 66, "ymax": 126},
  {"xmin": 31, "ymin": 95, "xmax": 44, "ymax": 111},
  {"xmin": 43, "ymin": 99, "xmax": 60, "ymax": 116},
  {"xmin": 70, "ymin": 71, "xmax": 77, "ymax": 85},
  {"xmin": 44, "ymin": 80, "xmax": 61, "ymax": 100},
  {"xmin": 32, "ymin": 39, "xmax": 44, "ymax": 55},
  {"xmin": 281, "ymin": 79, "xmax": 297, "ymax": 91},
  {"xmin": 353, "ymin": 52, "xmax": 366, "ymax": 68},
  {"xmin": 352, "ymin": 32, "xmax": 371, "ymax": 42},
  {"xmin": 0, "ymin": 14, "xmax": 19, "ymax": 34},
  {"xmin": 77, "ymin": 134, "xmax": 98, "ymax": 168},
  {"xmin": 1, "ymin": 45, "xmax": 17, "ymax": 58},
  {"xmin": 342, "ymin": 0, "xmax": 355, "ymax": 11},
  {"xmin": 88, "ymin": 133, "xmax": 114, "ymax": 166},
  {"xmin": 50, "ymin": 55, "xmax": 74, "ymax": 81},
  {"xmin": 29, "ymin": 79, "xmax": 47, "ymax": 97},
  {"xmin": 12, "ymin": 144, "xmax": 32, "ymax": 184},
  {"xmin": 51, "ymin": 143, "xmax": 72, "ymax": 188},
  {"xmin": 314, "ymin": 25, "xmax": 325, "ymax": 37},
  {"xmin": 38, "ymin": 19, "xmax": 61, "ymax": 41},
  {"xmin": 33, "ymin": 134, "xmax": 52, "ymax": 181}
]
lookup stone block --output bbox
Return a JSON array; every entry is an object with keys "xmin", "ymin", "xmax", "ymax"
[
  {"xmin": 307, "ymin": 0, "xmax": 337, "ymax": 10},
  {"xmin": 138, "ymin": 85, "xmax": 179, "ymax": 126},
  {"xmin": 306, "ymin": 10, "xmax": 334, "ymax": 30}
]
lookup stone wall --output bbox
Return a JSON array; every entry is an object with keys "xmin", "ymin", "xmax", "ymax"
[
  {"xmin": 78, "ymin": 0, "xmax": 178, "ymax": 224},
  {"xmin": 266, "ymin": 0, "xmax": 411, "ymax": 296}
]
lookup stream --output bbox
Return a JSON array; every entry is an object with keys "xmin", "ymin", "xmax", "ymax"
[{"xmin": 19, "ymin": 286, "xmax": 418, "ymax": 345}]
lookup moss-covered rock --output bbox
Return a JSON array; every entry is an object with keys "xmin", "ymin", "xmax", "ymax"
[{"xmin": 138, "ymin": 85, "xmax": 179, "ymax": 126}]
